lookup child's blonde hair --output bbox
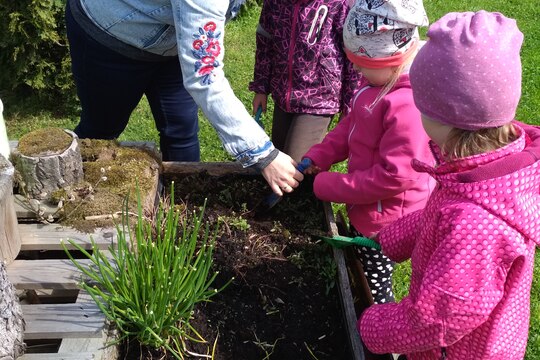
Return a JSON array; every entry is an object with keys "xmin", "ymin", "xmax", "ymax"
[
  {"xmin": 442, "ymin": 124, "xmax": 518, "ymax": 160},
  {"xmin": 367, "ymin": 48, "xmax": 417, "ymax": 111}
]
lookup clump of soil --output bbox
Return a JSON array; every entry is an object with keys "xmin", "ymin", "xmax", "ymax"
[{"xmin": 119, "ymin": 171, "xmax": 350, "ymax": 360}]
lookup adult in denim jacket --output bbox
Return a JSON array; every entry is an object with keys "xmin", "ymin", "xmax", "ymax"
[{"xmin": 65, "ymin": 0, "xmax": 303, "ymax": 195}]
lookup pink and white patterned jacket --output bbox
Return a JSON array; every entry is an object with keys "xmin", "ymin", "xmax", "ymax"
[
  {"xmin": 359, "ymin": 122, "xmax": 540, "ymax": 359},
  {"xmin": 249, "ymin": 0, "xmax": 362, "ymax": 115}
]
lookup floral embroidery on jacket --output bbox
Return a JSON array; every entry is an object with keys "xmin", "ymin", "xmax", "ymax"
[{"xmin": 192, "ymin": 21, "xmax": 221, "ymax": 85}]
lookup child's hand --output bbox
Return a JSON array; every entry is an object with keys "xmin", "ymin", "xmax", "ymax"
[
  {"xmin": 252, "ymin": 93, "xmax": 268, "ymax": 114},
  {"xmin": 302, "ymin": 162, "xmax": 321, "ymax": 175}
]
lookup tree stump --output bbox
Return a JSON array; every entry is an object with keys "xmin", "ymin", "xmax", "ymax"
[
  {"xmin": 0, "ymin": 261, "xmax": 25, "ymax": 360},
  {"xmin": 0, "ymin": 155, "xmax": 21, "ymax": 264},
  {"xmin": 14, "ymin": 129, "xmax": 84, "ymax": 200}
]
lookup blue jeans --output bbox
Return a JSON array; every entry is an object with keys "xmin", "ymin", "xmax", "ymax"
[{"xmin": 65, "ymin": 5, "xmax": 200, "ymax": 161}]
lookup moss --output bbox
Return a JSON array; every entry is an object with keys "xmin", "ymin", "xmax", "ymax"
[
  {"xmin": 79, "ymin": 138, "xmax": 120, "ymax": 161},
  {"xmin": 61, "ymin": 190, "xmax": 136, "ymax": 233},
  {"xmin": 51, "ymin": 139, "xmax": 160, "ymax": 232},
  {"xmin": 17, "ymin": 127, "xmax": 72, "ymax": 156},
  {"xmin": 83, "ymin": 148, "xmax": 158, "ymax": 194}
]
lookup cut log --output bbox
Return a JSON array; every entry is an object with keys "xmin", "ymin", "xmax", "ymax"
[
  {"xmin": 13, "ymin": 130, "xmax": 83, "ymax": 200},
  {"xmin": 0, "ymin": 261, "xmax": 25, "ymax": 359},
  {"xmin": 0, "ymin": 155, "xmax": 21, "ymax": 264}
]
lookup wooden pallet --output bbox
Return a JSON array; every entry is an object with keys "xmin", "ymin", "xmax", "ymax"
[
  {"xmin": 6, "ymin": 223, "xmax": 118, "ymax": 360},
  {"xmin": 3, "ymin": 140, "xmax": 160, "ymax": 359}
]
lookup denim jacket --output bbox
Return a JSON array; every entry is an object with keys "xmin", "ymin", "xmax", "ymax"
[{"xmin": 79, "ymin": 0, "xmax": 274, "ymax": 168}]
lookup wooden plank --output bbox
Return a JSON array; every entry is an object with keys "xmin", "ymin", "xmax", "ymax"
[
  {"xmin": 323, "ymin": 202, "xmax": 366, "ymax": 360},
  {"xmin": 1, "ymin": 158, "xmax": 21, "ymax": 264},
  {"xmin": 118, "ymin": 140, "xmax": 158, "ymax": 151},
  {"xmin": 7, "ymin": 259, "xmax": 92, "ymax": 289},
  {"xmin": 162, "ymin": 161, "xmax": 258, "ymax": 176},
  {"xmin": 18, "ymin": 352, "xmax": 94, "ymax": 360},
  {"xmin": 18, "ymin": 223, "xmax": 115, "ymax": 251},
  {"xmin": 325, "ymin": 204, "xmax": 394, "ymax": 360},
  {"xmin": 58, "ymin": 292, "xmax": 118, "ymax": 360},
  {"xmin": 58, "ymin": 338, "xmax": 116, "ymax": 360},
  {"xmin": 21, "ymin": 301, "xmax": 105, "ymax": 340}
]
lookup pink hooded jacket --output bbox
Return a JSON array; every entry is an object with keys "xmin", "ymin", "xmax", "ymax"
[
  {"xmin": 303, "ymin": 74, "xmax": 434, "ymax": 236},
  {"xmin": 359, "ymin": 122, "xmax": 540, "ymax": 359}
]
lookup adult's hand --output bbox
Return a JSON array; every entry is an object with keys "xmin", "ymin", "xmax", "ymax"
[{"xmin": 261, "ymin": 151, "xmax": 304, "ymax": 196}]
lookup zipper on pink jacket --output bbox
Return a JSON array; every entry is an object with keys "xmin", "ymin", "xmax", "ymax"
[
  {"xmin": 285, "ymin": 3, "xmax": 300, "ymax": 112},
  {"xmin": 347, "ymin": 85, "xmax": 371, "ymax": 165}
]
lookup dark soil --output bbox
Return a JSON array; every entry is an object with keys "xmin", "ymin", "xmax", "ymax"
[{"xmin": 119, "ymin": 170, "xmax": 351, "ymax": 360}]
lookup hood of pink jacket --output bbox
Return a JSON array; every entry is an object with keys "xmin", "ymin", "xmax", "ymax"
[{"xmin": 413, "ymin": 121, "xmax": 540, "ymax": 247}]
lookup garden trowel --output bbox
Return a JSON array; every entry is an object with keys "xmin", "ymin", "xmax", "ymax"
[
  {"xmin": 254, "ymin": 157, "xmax": 312, "ymax": 214},
  {"xmin": 319, "ymin": 235, "xmax": 381, "ymax": 250}
]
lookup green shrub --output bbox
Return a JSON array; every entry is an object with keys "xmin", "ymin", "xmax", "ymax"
[
  {"xmin": 0, "ymin": 0, "xmax": 263, "ymax": 116},
  {"xmin": 0, "ymin": 0, "xmax": 76, "ymax": 112}
]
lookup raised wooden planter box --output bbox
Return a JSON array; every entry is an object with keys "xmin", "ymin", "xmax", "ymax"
[
  {"xmin": 2, "ymin": 156, "xmax": 390, "ymax": 359},
  {"xmin": 162, "ymin": 161, "xmax": 384, "ymax": 360}
]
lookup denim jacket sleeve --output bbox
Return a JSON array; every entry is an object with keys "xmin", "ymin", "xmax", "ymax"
[{"xmin": 172, "ymin": 0, "xmax": 275, "ymax": 167}]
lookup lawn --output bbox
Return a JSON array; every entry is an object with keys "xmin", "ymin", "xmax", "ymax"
[{"xmin": 2, "ymin": 1, "xmax": 539, "ymax": 359}]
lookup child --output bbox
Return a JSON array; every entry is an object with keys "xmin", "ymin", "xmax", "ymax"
[
  {"xmin": 302, "ymin": 0, "xmax": 433, "ymax": 304},
  {"xmin": 249, "ymin": 0, "xmax": 362, "ymax": 162},
  {"xmin": 359, "ymin": 11, "xmax": 540, "ymax": 360}
]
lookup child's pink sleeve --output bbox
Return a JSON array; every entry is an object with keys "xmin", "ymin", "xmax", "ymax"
[
  {"xmin": 303, "ymin": 113, "xmax": 352, "ymax": 170},
  {"xmin": 310, "ymin": 96, "xmax": 428, "ymax": 205},
  {"xmin": 378, "ymin": 210, "xmax": 424, "ymax": 262}
]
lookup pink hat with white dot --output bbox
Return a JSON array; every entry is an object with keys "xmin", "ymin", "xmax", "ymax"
[{"xmin": 410, "ymin": 11, "xmax": 523, "ymax": 130}]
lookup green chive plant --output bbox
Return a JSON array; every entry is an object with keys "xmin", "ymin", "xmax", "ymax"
[{"xmin": 63, "ymin": 182, "xmax": 229, "ymax": 359}]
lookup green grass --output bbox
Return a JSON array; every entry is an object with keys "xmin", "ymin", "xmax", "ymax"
[{"xmin": 2, "ymin": 2, "xmax": 539, "ymax": 358}]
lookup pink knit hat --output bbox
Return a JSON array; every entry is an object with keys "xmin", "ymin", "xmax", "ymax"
[{"xmin": 409, "ymin": 11, "xmax": 523, "ymax": 130}]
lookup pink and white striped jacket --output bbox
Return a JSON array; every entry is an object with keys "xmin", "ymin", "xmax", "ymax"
[{"xmin": 359, "ymin": 122, "xmax": 540, "ymax": 359}]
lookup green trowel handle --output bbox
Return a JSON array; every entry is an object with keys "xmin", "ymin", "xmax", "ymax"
[{"xmin": 320, "ymin": 235, "xmax": 381, "ymax": 250}]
